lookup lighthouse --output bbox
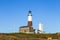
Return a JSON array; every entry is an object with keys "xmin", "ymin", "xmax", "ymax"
[
  {"xmin": 19, "ymin": 11, "xmax": 34, "ymax": 33},
  {"xmin": 28, "ymin": 11, "xmax": 32, "ymax": 27}
]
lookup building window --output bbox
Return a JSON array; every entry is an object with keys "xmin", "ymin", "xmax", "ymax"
[{"xmin": 24, "ymin": 30, "xmax": 26, "ymax": 32}]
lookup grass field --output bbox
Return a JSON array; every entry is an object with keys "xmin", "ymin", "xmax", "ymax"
[{"xmin": 0, "ymin": 33, "xmax": 60, "ymax": 40}]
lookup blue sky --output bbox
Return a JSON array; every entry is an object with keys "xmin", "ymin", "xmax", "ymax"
[{"xmin": 0, "ymin": 0, "xmax": 60, "ymax": 33}]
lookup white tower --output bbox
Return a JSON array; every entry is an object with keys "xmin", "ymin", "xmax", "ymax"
[
  {"xmin": 28, "ymin": 11, "xmax": 32, "ymax": 27},
  {"xmin": 38, "ymin": 23, "xmax": 43, "ymax": 33}
]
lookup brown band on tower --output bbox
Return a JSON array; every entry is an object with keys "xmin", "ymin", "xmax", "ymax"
[{"xmin": 28, "ymin": 21, "xmax": 32, "ymax": 27}]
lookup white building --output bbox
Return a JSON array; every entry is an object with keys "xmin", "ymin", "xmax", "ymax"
[{"xmin": 37, "ymin": 23, "xmax": 44, "ymax": 33}]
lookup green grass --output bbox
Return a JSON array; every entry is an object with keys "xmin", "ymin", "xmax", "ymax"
[{"xmin": 0, "ymin": 33, "xmax": 60, "ymax": 40}]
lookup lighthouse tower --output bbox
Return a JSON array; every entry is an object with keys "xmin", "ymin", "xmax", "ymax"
[
  {"xmin": 28, "ymin": 11, "xmax": 34, "ymax": 33},
  {"xmin": 28, "ymin": 11, "xmax": 32, "ymax": 27},
  {"xmin": 19, "ymin": 11, "xmax": 34, "ymax": 33}
]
